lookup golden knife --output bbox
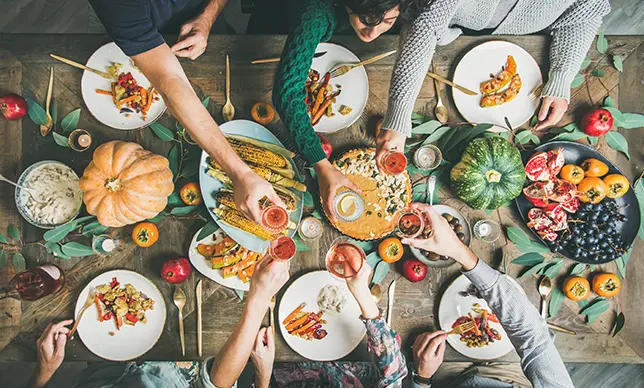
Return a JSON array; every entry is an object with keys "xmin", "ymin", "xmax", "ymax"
[
  {"xmin": 547, "ymin": 323, "xmax": 576, "ymax": 335},
  {"xmin": 426, "ymin": 71, "xmax": 478, "ymax": 96},
  {"xmin": 196, "ymin": 280, "xmax": 203, "ymax": 357}
]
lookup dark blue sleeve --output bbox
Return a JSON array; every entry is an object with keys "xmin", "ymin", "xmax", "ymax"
[{"xmin": 89, "ymin": 0, "xmax": 166, "ymax": 56}]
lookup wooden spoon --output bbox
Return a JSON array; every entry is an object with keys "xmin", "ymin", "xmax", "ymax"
[
  {"xmin": 222, "ymin": 55, "xmax": 235, "ymax": 122},
  {"xmin": 40, "ymin": 68, "xmax": 54, "ymax": 136},
  {"xmin": 432, "ymin": 64, "xmax": 448, "ymax": 124}
]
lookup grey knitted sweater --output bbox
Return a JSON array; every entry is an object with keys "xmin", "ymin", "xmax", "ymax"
[{"xmin": 382, "ymin": 0, "xmax": 611, "ymax": 136}]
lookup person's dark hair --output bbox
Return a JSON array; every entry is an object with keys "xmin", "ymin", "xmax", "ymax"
[{"xmin": 341, "ymin": 0, "xmax": 425, "ymax": 25}]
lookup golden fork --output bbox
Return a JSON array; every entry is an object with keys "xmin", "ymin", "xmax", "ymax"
[
  {"xmin": 329, "ymin": 50, "xmax": 397, "ymax": 79},
  {"xmin": 269, "ymin": 296, "xmax": 276, "ymax": 335},
  {"xmin": 50, "ymin": 54, "xmax": 114, "ymax": 79},
  {"xmin": 446, "ymin": 320, "xmax": 475, "ymax": 335},
  {"xmin": 529, "ymin": 84, "xmax": 544, "ymax": 101},
  {"xmin": 69, "ymin": 288, "xmax": 96, "ymax": 338},
  {"xmin": 426, "ymin": 71, "xmax": 478, "ymax": 96}
]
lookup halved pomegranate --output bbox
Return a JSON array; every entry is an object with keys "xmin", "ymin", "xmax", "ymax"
[
  {"xmin": 543, "ymin": 203, "xmax": 567, "ymax": 225},
  {"xmin": 561, "ymin": 196, "xmax": 580, "ymax": 213},
  {"xmin": 523, "ymin": 181, "xmax": 552, "ymax": 207},
  {"xmin": 525, "ymin": 152, "xmax": 550, "ymax": 181},
  {"xmin": 546, "ymin": 148, "xmax": 565, "ymax": 177},
  {"xmin": 550, "ymin": 179, "xmax": 577, "ymax": 203},
  {"xmin": 527, "ymin": 208, "xmax": 544, "ymax": 221},
  {"xmin": 537, "ymin": 228, "xmax": 558, "ymax": 242},
  {"xmin": 528, "ymin": 214, "xmax": 553, "ymax": 231}
]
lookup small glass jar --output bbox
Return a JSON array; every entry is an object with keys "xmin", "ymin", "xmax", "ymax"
[{"xmin": 92, "ymin": 234, "xmax": 117, "ymax": 256}]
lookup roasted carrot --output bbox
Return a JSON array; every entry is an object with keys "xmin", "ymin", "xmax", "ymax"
[
  {"xmin": 110, "ymin": 83, "xmax": 118, "ymax": 106},
  {"xmin": 291, "ymin": 316, "xmax": 319, "ymax": 335},
  {"xmin": 95, "ymin": 295, "xmax": 104, "ymax": 322},
  {"xmin": 140, "ymin": 88, "xmax": 148, "ymax": 108},
  {"xmin": 310, "ymin": 72, "xmax": 330, "ymax": 116},
  {"xmin": 142, "ymin": 87, "xmax": 155, "ymax": 115},
  {"xmin": 311, "ymin": 99, "xmax": 332, "ymax": 125},
  {"xmin": 95, "ymin": 89, "xmax": 113, "ymax": 96},
  {"xmin": 285, "ymin": 313, "xmax": 311, "ymax": 331},
  {"xmin": 117, "ymin": 95, "xmax": 140, "ymax": 106},
  {"xmin": 283, "ymin": 302, "xmax": 306, "ymax": 325},
  {"xmin": 468, "ymin": 313, "xmax": 481, "ymax": 336}
]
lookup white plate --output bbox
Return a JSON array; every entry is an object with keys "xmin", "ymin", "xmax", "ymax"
[
  {"xmin": 452, "ymin": 41, "xmax": 542, "ymax": 128},
  {"xmin": 188, "ymin": 226, "xmax": 251, "ymax": 291},
  {"xmin": 310, "ymin": 43, "xmax": 369, "ymax": 134},
  {"xmin": 198, "ymin": 120, "xmax": 303, "ymax": 252},
  {"xmin": 411, "ymin": 204, "xmax": 471, "ymax": 268},
  {"xmin": 74, "ymin": 270, "xmax": 166, "ymax": 361},
  {"xmin": 438, "ymin": 275, "xmax": 514, "ymax": 360},
  {"xmin": 81, "ymin": 42, "xmax": 166, "ymax": 130},
  {"xmin": 278, "ymin": 271, "xmax": 366, "ymax": 361}
]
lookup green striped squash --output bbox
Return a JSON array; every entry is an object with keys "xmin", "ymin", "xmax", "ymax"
[{"xmin": 450, "ymin": 137, "xmax": 525, "ymax": 209}]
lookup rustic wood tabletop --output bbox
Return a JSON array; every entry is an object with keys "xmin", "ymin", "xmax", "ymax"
[{"xmin": 0, "ymin": 34, "xmax": 642, "ymax": 364}]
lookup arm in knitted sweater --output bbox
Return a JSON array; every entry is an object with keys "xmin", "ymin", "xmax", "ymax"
[
  {"xmin": 541, "ymin": 0, "xmax": 611, "ymax": 101},
  {"xmin": 380, "ymin": 0, "xmax": 461, "ymax": 137},
  {"xmin": 272, "ymin": 0, "xmax": 336, "ymax": 166}
]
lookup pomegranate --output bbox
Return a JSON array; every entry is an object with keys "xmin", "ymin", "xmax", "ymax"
[
  {"xmin": 537, "ymin": 228, "xmax": 558, "ymax": 242},
  {"xmin": 161, "ymin": 257, "xmax": 191, "ymax": 284},
  {"xmin": 0, "ymin": 94, "xmax": 28, "ymax": 121},
  {"xmin": 527, "ymin": 208, "xmax": 544, "ymax": 221},
  {"xmin": 581, "ymin": 108, "xmax": 613, "ymax": 137},
  {"xmin": 527, "ymin": 213, "xmax": 552, "ymax": 231},
  {"xmin": 525, "ymin": 152, "xmax": 550, "ymax": 181},
  {"xmin": 550, "ymin": 179, "xmax": 576, "ymax": 203},
  {"xmin": 561, "ymin": 196, "xmax": 580, "ymax": 213},
  {"xmin": 317, "ymin": 135, "xmax": 333, "ymax": 158},
  {"xmin": 402, "ymin": 259, "xmax": 427, "ymax": 283},
  {"xmin": 546, "ymin": 148, "xmax": 565, "ymax": 177},
  {"xmin": 543, "ymin": 203, "xmax": 567, "ymax": 225},
  {"xmin": 523, "ymin": 181, "xmax": 552, "ymax": 207}
]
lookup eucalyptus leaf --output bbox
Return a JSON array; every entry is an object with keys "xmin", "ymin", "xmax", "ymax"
[
  {"xmin": 485, "ymin": 209, "xmax": 493, "ymax": 217},
  {"xmin": 528, "ymin": 134, "xmax": 541, "ymax": 145},
  {"xmin": 406, "ymin": 163, "xmax": 423, "ymax": 176},
  {"xmin": 168, "ymin": 145, "xmax": 180, "ymax": 178},
  {"xmin": 562, "ymin": 123, "xmax": 580, "ymax": 132},
  {"xmin": 351, "ymin": 240, "xmax": 376, "ymax": 254},
  {"xmin": 82, "ymin": 221, "xmax": 109, "ymax": 237},
  {"xmin": 605, "ymin": 131, "xmax": 630, "ymax": 159},
  {"xmin": 411, "ymin": 112, "xmax": 427, "ymax": 124},
  {"xmin": 551, "ymin": 131, "xmax": 588, "ymax": 142},
  {"xmin": 604, "ymin": 107, "xmax": 625, "ymax": 126},
  {"xmin": 515, "ymin": 130, "xmax": 533, "ymax": 144},
  {"xmin": 306, "ymin": 167, "xmax": 317, "ymax": 180},
  {"xmin": 70, "ymin": 216, "xmax": 96, "ymax": 227},
  {"xmin": 421, "ymin": 126, "xmax": 452, "ymax": 146},
  {"xmin": 580, "ymin": 297, "xmax": 610, "ymax": 317},
  {"xmin": 612, "ymin": 312, "xmax": 625, "ymax": 337},
  {"xmin": 580, "ymin": 56, "xmax": 591, "ymax": 70},
  {"xmin": 577, "ymin": 299, "xmax": 589, "ymax": 309},
  {"xmin": 8, "ymin": 224, "xmax": 20, "ymax": 241},
  {"xmin": 371, "ymin": 260, "xmax": 390, "ymax": 285},
  {"xmin": 170, "ymin": 205, "xmax": 198, "ymax": 216},
  {"xmin": 52, "ymin": 132, "xmax": 69, "ymax": 148},
  {"xmin": 603, "ymin": 96, "xmax": 614, "ymax": 108},
  {"xmin": 0, "ymin": 250, "xmax": 6, "ymax": 268},
  {"xmin": 61, "ymin": 242, "xmax": 95, "ymax": 257},
  {"xmin": 596, "ymin": 32, "xmax": 608, "ymax": 54},
  {"xmin": 570, "ymin": 73, "xmax": 585, "ymax": 89},
  {"xmin": 591, "ymin": 69, "xmax": 605, "ymax": 77},
  {"xmin": 234, "ymin": 288, "xmax": 245, "ymax": 301},
  {"xmin": 302, "ymin": 191, "xmax": 314, "ymax": 208},
  {"xmin": 587, "ymin": 312, "xmax": 602, "ymax": 324},
  {"xmin": 621, "ymin": 113, "xmax": 644, "ymax": 129},
  {"xmin": 0, "ymin": 233, "xmax": 7, "ymax": 244},
  {"xmin": 520, "ymin": 262, "xmax": 550, "ymax": 279},
  {"xmin": 149, "ymin": 122, "xmax": 175, "ymax": 142},
  {"xmin": 616, "ymin": 249, "xmax": 632, "ymax": 279},
  {"xmin": 197, "ymin": 221, "xmax": 219, "ymax": 241},
  {"xmin": 167, "ymin": 192, "xmax": 183, "ymax": 206},
  {"xmin": 26, "ymin": 98, "xmax": 47, "ymax": 125},
  {"xmin": 587, "ymin": 136, "xmax": 599, "ymax": 146},
  {"xmin": 60, "ymin": 109, "xmax": 81, "ymax": 133},
  {"xmin": 612, "ymin": 55, "xmax": 623, "ymax": 72},
  {"xmin": 201, "ymin": 96, "xmax": 211, "ymax": 108},
  {"xmin": 293, "ymin": 235, "xmax": 311, "ymax": 252},
  {"xmin": 412, "ymin": 120, "xmax": 443, "ymax": 135},
  {"xmin": 12, "ymin": 252, "xmax": 26, "ymax": 272},
  {"xmin": 543, "ymin": 258, "xmax": 565, "ymax": 279},
  {"xmin": 43, "ymin": 222, "xmax": 76, "ymax": 243},
  {"xmin": 506, "ymin": 226, "xmax": 549, "ymax": 253},
  {"xmin": 311, "ymin": 209, "xmax": 323, "ymax": 221},
  {"xmin": 412, "ymin": 183, "xmax": 428, "ymax": 202},
  {"xmin": 147, "ymin": 213, "xmax": 166, "ymax": 223},
  {"xmin": 529, "ymin": 116, "xmax": 538, "ymax": 127},
  {"xmin": 548, "ymin": 287, "xmax": 565, "ymax": 318},
  {"xmin": 45, "ymin": 241, "xmax": 70, "ymax": 259},
  {"xmin": 511, "ymin": 252, "xmax": 544, "ymax": 266},
  {"xmin": 366, "ymin": 252, "xmax": 382, "ymax": 269},
  {"xmin": 635, "ymin": 177, "xmax": 644, "ymax": 240},
  {"xmin": 570, "ymin": 263, "xmax": 587, "ymax": 276}
]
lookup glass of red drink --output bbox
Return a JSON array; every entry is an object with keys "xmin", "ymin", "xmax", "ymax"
[
  {"xmin": 394, "ymin": 208, "xmax": 425, "ymax": 239},
  {"xmin": 382, "ymin": 150, "xmax": 407, "ymax": 175},
  {"xmin": 264, "ymin": 235, "xmax": 297, "ymax": 262},
  {"xmin": 260, "ymin": 204, "xmax": 289, "ymax": 233},
  {"xmin": 325, "ymin": 237, "xmax": 365, "ymax": 279}
]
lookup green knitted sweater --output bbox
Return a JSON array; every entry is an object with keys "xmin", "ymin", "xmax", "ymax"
[{"xmin": 273, "ymin": 0, "xmax": 340, "ymax": 166}]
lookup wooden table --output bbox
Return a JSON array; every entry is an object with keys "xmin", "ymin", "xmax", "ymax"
[{"xmin": 0, "ymin": 34, "xmax": 643, "ymax": 365}]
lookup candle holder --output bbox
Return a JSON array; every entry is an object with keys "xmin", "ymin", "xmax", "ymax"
[{"xmin": 68, "ymin": 129, "xmax": 92, "ymax": 152}]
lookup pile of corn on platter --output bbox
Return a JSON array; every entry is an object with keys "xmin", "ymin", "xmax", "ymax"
[{"xmin": 204, "ymin": 133, "xmax": 305, "ymax": 244}]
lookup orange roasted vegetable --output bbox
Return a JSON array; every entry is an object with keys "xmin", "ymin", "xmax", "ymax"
[
  {"xmin": 592, "ymin": 273, "xmax": 621, "ymax": 297},
  {"xmin": 560, "ymin": 164, "xmax": 585, "ymax": 185},
  {"xmin": 197, "ymin": 236, "xmax": 238, "ymax": 257},
  {"xmin": 480, "ymin": 74, "xmax": 522, "ymax": 107},
  {"xmin": 577, "ymin": 177, "xmax": 607, "ymax": 204},
  {"xmin": 603, "ymin": 174, "xmax": 630, "ymax": 198},
  {"xmin": 251, "ymin": 102, "xmax": 276, "ymax": 125},
  {"xmin": 132, "ymin": 222, "xmax": 159, "ymax": 247},
  {"xmin": 378, "ymin": 237, "xmax": 404, "ymax": 263},
  {"xmin": 180, "ymin": 182, "xmax": 202, "ymax": 205},
  {"xmin": 562, "ymin": 276, "xmax": 590, "ymax": 301},
  {"xmin": 580, "ymin": 158, "xmax": 609, "ymax": 178},
  {"xmin": 480, "ymin": 55, "xmax": 517, "ymax": 95}
]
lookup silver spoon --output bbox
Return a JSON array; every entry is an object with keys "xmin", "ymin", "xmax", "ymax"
[
  {"xmin": 0, "ymin": 173, "xmax": 46, "ymax": 204},
  {"xmin": 538, "ymin": 276, "xmax": 552, "ymax": 319}
]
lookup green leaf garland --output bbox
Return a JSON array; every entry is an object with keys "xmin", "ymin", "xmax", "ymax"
[
  {"xmin": 548, "ymin": 287, "xmax": 565, "ymax": 318},
  {"xmin": 8, "ymin": 224, "xmax": 20, "ymax": 241},
  {"xmin": 61, "ymin": 242, "xmax": 95, "ymax": 257},
  {"xmin": 605, "ymin": 131, "xmax": 630, "ymax": 159},
  {"xmin": 52, "ymin": 132, "xmax": 69, "ymax": 148},
  {"xmin": 596, "ymin": 32, "xmax": 608, "ymax": 54},
  {"xmin": 196, "ymin": 221, "xmax": 219, "ymax": 241}
]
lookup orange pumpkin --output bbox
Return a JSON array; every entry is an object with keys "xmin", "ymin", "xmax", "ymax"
[{"xmin": 79, "ymin": 141, "xmax": 174, "ymax": 227}]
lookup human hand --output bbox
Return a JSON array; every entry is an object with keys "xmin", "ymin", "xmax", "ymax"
[
  {"xmin": 248, "ymin": 255, "xmax": 290, "ymax": 304},
  {"xmin": 533, "ymin": 96, "xmax": 568, "ymax": 131},
  {"xmin": 345, "ymin": 260, "xmax": 372, "ymax": 297},
  {"xmin": 33, "ymin": 320, "xmax": 73, "ymax": 385},
  {"xmin": 315, "ymin": 159, "xmax": 361, "ymax": 222},
  {"xmin": 232, "ymin": 170, "xmax": 286, "ymax": 225},
  {"xmin": 400, "ymin": 203, "xmax": 477, "ymax": 269},
  {"xmin": 250, "ymin": 327, "xmax": 275, "ymax": 388},
  {"xmin": 375, "ymin": 129, "xmax": 406, "ymax": 174},
  {"xmin": 412, "ymin": 331, "xmax": 447, "ymax": 379},
  {"xmin": 170, "ymin": 15, "xmax": 213, "ymax": 60}
]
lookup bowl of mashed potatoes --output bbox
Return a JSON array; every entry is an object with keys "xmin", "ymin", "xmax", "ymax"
[{"xmin": 14, "ymin": 161, "xmax": 83, "ymax": 229}]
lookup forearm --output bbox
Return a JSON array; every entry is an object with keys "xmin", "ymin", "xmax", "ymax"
[
  {"xmin": 211, "ymin": 296, "xmax": 269, "ymax": 386},
  {"xmin": 462, "ymin": 258, "xmax": 573, "ymax": 388},
  {"xmin": 27, "ymin": 366, "xmax": 53, "ymax": 388},
  {"xmin": 200, "ymin": 0, "xmax": 229, "ymax": 25}
]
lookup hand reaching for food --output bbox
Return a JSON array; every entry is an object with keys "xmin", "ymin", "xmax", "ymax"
[
  {"xmin": 30, "ymin": 320, "xmax": 73, "ymax": 387},
  {"xmin": 248, "ymin": 254, "xmax": 290, "ymax": 304},
  {"xmin": 412, "ymin": 331, "xmax": 448, "ymax": 379},
  {"xmin": 534, "ymin": 96, "xmax": 568, "ymax": 131}
]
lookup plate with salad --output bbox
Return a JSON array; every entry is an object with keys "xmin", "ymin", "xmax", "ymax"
[
  {"xmin": 81, "ymin": 42, "xmax": 166, "ymax": 130},
  {"xmin": 74, "ymin": 269, "xmax": 166, "ymax": 361}
]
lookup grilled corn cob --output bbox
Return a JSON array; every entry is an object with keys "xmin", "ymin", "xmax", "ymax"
[
  {"xmin": 226, "ymin": 135, "xmax": 295, "ymax": 159},
  {"xmin": 216, "ymin": 188, "xmax": 297, "ymax": 212},
  {"xmin": 208, "ymin": 163, "xmax": 306, "ymax": 192},
  {"xmin": 213, "ymin": 206, "xmax": 276, "ymax": 240},
  {"xmin": 228, "ymin": 138, "xmax": 288, "ymax": 169}
]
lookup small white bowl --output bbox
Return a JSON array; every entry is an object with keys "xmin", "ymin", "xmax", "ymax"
[{"xmin": 14, "ymin": 160, "xmax": 83, "ymax": 229}]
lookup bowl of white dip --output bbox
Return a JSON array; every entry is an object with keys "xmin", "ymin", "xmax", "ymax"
[{"xmin": 14, "ymin": 161, "xmax": 83, "ymax": 229}]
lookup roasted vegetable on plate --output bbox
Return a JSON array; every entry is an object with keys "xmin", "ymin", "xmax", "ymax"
[{"xmin": 282, "ymin": 302, "xmax": 328, "ymax": 340}]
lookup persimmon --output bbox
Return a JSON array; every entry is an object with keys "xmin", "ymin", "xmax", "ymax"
[
  {"xmin": 251, "ymin": 102, "xmax": 275, "ymax": 125},
  {"xmin": 592, "ymin": 272, "xmax": 621, "ymax": 297},
  {"xmin": 577, "ymin": 177, "xmax": 607, "ymax": 204},
  {"xmin": 180, "ymin": 182, "xmax": 202, "ymax": 205},
  {"xmin": 132, "ymin": 222, "xmax": 159, "ymax": 247},
  {"xmin": 562, "ymin": 276, "xmax": 590, "ymax": 301},
  {"xmin": 378, "ymin": 237, "xmax": 404, "ymax": 263},
  {"xmin": 580, "ymin": 158, "xmax": 609, "ymax": 178},
  {"xmin": 560, "ymin": 164, "xmax": 585, "ymax": 185},
  {"xmin": 603, "ymin": 174, "xmax": 630, "ymax": 198}
]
